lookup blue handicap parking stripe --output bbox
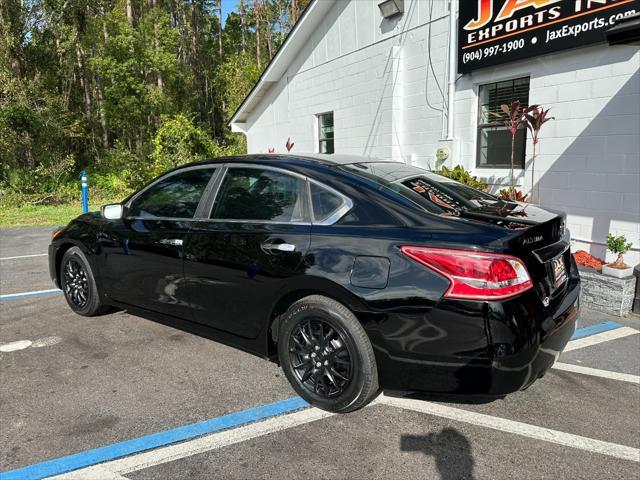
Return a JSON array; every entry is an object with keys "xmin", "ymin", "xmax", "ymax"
[
  {"xmin": 0, "ymin": 289, "xmax": 62, "ymax": 301},
  {"xmin": 570, "ymin": 321, "xmax": 622, "ymax": 340},
  {"xmin": 0, "ymin": 396, "xmax": 309, "ymax": 480},
  {"xmin": 0, "ymin": 321, "xmax": 625, "ymax": 480}
]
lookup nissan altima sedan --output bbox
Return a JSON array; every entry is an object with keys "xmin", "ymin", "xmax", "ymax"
[{"xmin": 49, "ymin": 154, "xmax": 580, "ymax": 413}]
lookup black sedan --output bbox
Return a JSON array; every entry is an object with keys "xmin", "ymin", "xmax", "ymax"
[{"xmin": 49, "ymin": 154, "xmax": 580, "ymax": 413}]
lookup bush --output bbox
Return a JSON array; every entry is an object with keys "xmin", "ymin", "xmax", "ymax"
[
  {"xmin": 150, "ymin": 114, "xmax": 222, "ymax": 176},
  {"xmin": 434, "ymin": 165, "xmax": 488, "ymax": 191}
]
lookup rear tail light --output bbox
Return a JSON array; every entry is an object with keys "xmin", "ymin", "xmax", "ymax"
[{"xmin": 400, "ymin": 246, "xmax": 533, "ymax": 301}]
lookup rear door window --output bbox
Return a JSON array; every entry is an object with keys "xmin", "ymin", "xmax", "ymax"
[
  {"xmin": 211, "ymin": 167, "xmax": 309, "ymax": 223},
  {"xmin": 128, "ymin": 168, "xmax": 215, "ymax": 219}
]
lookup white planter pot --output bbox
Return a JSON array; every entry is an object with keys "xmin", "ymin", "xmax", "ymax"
[{"xmin": 601, "ymin": 264, "xmax": 633, "ymax": 279}]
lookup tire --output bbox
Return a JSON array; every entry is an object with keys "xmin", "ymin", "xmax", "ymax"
[
  {"xmin": 60, "ymin": 246, "xmax": 109, "ymax": 316},
  {"xmin": 277, "ymin": 295, "xmax": 379, "ymax": 413}
]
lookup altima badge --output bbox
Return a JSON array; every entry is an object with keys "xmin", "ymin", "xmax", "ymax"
[{"xmin": 542, "ymin": 297, "xmax": 550, "ymax": 307}]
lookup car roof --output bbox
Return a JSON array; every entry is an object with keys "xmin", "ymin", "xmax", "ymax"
[{"xmin": 192, "ymin": 153, "xmax": 404, "ymax": 167}]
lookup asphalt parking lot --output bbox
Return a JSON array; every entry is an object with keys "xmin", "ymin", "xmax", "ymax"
[{"xmin": 1, "ymin": 227, "xmax": 639, "ymax": 479}]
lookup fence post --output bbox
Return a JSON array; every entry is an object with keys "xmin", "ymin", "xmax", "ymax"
[{"xmin": 81, "ymin": 170, "xmax": 89, "ymax": 214}]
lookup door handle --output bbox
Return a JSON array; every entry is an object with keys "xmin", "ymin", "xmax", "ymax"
[
  {"xmin": 262, "ymin": 242, "xmax": 296, "ymax": 253},
  {"xmin": 159, "ymin": 238, "xmax": 183, "ymax": 246}
]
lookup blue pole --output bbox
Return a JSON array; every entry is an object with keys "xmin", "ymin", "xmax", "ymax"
[{"xmin": 81, "ymin": 170, "xmax": 89, "ymax": 214}]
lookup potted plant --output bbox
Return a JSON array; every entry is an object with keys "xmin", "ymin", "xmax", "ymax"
[{"xmin": 602, "ymin": 233, "xmax": 634, "ymax": 278}]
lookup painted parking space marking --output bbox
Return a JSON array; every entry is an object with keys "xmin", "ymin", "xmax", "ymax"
[
  {"xmin": 2, "ymin": 322, "xmax": 637, "ymax": 479},
  {"xmin": 0, "ymin": 397, "xmax": 309, "ymax": 480},
  {"xmin": 552, "ymin": 362, "xmax": 640, "ymax": 384},
  {"xmin": 379, "ymin": 395, "xmax": 640, "ymax": 462},
  {"xmin": 570, "ymin": 321, "xmax": 623, "ymax": 340},
  {"xmin": 0, "ymin": 253, "xmax": 48, "ymax": 261},
  {"xmin": 0, "ymin": 340, "xmax": 33, "ymax": 353},
  {"xmin": 564, "ymin": 327, "xmax": 639, "ymax": 352},
  {"xmin": 0, "ymin": 289, "xmax": 62, "ymax": 301},
  {"xmin": 51, "ymin": 406, "xmax": 336, "ymax": 479}
]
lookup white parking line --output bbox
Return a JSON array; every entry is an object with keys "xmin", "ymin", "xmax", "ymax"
[
  {"xmin": 564, "ymin": 327, "xmax": 639, "ymax": 352},
  {"xmin": 28, "ymin": 323, "xmax": 640, "ymax": 479},
  {"xmin": 0, "ymin": 253, "xmax": 48, "ymax": 261},
  {"xmin": 553, "ymin": 362, "xmax": 640, "ymax": 384},
  {"xmin": 378, "ymin": 395, "xmax": 640, "ymax": 462},
  {"xmin": 50, "ymin": 407, "xmax": 335, "ymax": 479}
]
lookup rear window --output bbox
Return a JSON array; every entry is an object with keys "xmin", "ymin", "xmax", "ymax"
[
  {"xmin": 340, "ymin": 162, "xmax": 501, "ymax": 213},
  {"xmin": 401, "ymin": 176, "xmax": 497, "ymax": 211}
]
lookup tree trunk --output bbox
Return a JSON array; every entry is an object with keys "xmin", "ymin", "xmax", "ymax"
[
  {"xmin": 76, "ymin": 44, "xmax": 92, "ymax": 117},
  {"xmin": 239, "ymin": 0, "xmax": 246, "ymax": 53},
  {"xmin": 265, "ymin": 21, "xmax": 272, "ymax": 58},
  {"xmin": 218, "ymin": 1, "xmax": 223, "ymax": 58},
  {"xmin": 254, "ymin": 0, "xmax": 261, "ymax": 68},
  {"xmin": 126, "ymin": 0, "xmax": 133, "ymax": 23},
  {"xmin": 291, "ymin": 0, "xmax": 298, "ymax": 24},
  {"xmin": 95, "ymin": 74, "xmax": 109, "ymax": 148}
]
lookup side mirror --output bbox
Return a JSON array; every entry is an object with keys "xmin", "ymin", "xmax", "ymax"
[{"xmin": 101, "ymin": 204, "xmax": 124, "ymax": 220}]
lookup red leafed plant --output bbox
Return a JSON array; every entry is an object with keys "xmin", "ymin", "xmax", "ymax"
[
  {"xmin": 285, "ymin": 137, "xmax": 294, "ymax": 152},
  {"xmin": 573, "ymin": 250, "xmax": 604, "ymax": 271},
  {"xmin": 524, "ymin": 106, "xmax": 554, "ymax": 202},
  {"xmin": 494, "ymin": 101, "xmax": 537, "ymax": 200},
  {"xmin": 499, "ymin": 188, "xmax": 528, "ymax": 202}
]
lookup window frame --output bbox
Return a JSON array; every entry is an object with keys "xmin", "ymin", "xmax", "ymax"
[
  {"xmin": 124, "ymin": 165, "xmax": 220, "ymax": 220},
  {"xmin": 475, "ymin": 77, "xmax": 530, "ymax": 170},
  {"xmin": 207, "ymin": 164, "xmax": 312, "ymax": 225},
  {"xmin": 316, "ymin": 111, "xmax": 335, "ymax": 155},
  {"xmin": 307, "ymin": 178, "xmax": 353, "ymax": 226},
  {"xmin": 204, "ymin": 163, "xmax": 353, "ymax": 226}
]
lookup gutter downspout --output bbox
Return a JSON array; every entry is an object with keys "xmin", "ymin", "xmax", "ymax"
[{"xmin": 446, "ymin": 0, "xmax": 457, "ymax": 140}]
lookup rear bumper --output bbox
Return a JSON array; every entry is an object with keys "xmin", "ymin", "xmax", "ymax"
[{"xmin": 370, "ymin": 257, "xmax": 580, "ymax": 396}]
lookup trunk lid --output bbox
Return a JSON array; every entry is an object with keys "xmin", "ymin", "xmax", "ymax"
[{"xmin": 398, "ymin": 175, "xmax": 570, "ymax": 303}]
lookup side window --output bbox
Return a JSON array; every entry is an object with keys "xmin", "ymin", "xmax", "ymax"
[
  {"xmin": 317, "ymin": 112, "xmax": 334, "ymax": 154},
  {"xmin": 128, "ymin": 168, "xmax": 215, "ymax": 219},
  {"xmin": 310, "ymin": 183, "xmax": 345, "ymax": 223},
  {"xmin": 211, "ymin": 168, "xmax": 308, "ymax": 223}
]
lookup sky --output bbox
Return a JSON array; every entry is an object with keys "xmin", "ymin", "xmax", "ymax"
[{"xmin": 221, "ymin": 0, "xmax": 239, "ymax": 26}]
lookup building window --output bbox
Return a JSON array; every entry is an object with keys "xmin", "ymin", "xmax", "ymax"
[
  {"xmin": 317, "ymin": 112, "xmax": 334, "ymax": 154},
  {"xmin": 476, "ymin": 77, "xmax": 529, "ymax": 169}
]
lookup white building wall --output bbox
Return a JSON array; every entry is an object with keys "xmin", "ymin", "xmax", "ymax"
[
  {"xmin": 454, "ymin": 44, "xmax": 640, "ymax": 264},
  {"xmin": 242, "ymin": 0, "xmax": 640, "ymax": 264},
  {"xmin": 245, "ymin": 0, "xmax": 451, "ymax": 166}
]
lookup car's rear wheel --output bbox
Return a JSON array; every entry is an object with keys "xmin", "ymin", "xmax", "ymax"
[
  {"xmin": 277, "ymin": 295, "xmax": 379, "ymax": 413},
  {"xmin": 61, "ymin": 247, "xmax": 108, "ymax": 316}
]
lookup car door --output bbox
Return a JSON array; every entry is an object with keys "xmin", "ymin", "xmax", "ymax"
[
  {"xmin": 183, "ymin": 164, "xmax": 311, "ymax": 338},
  {"xmin": 100, "ymin": 166, "xmax": 218, "ymax": 319}
]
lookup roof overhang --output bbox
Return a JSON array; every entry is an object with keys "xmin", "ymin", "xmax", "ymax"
[
  {"xmin": 606, "ymin": 12, "xmax": 640, "ymax": 45},
  {"xmin": 229, "ymin": 0, "xmax": 336, "ymax": 131}
]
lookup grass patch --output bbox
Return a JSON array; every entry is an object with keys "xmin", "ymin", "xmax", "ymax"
[{"xmin": 0, "ymin": 200, "xmax": 119, "ymax": 228}]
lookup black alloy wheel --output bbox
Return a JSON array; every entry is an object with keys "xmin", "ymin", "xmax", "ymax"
[
  {"xmin": 63, "ymin": 257, "xmax": 89, "ymax": 309},
  {"xmin": 289, "ymin": 318, "xmax": 353, "ymax": 398},
  {"xmin": 60, "ymin": 247, "xmax": 109, "ymax": 316},
  {"xmin": 278, "ymin": 295, "xmax": 379, "ymax": 413}
]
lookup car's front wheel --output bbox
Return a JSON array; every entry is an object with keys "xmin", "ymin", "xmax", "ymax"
[
  {"xmin": 60, "ymin": 247, "xmax": 109, "ymax": 316},
  {"xmin": 277, "ymin": 295, "xmax": 379, "ymax": 413}
]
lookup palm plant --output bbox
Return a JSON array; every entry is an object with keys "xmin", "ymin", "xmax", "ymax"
[
  {"xmin": 494, "ymin": 101, "xmax": 536, "ymax": 200},
  {"xmin": 524, "ymin": 106, "xmax": 554, "ymax": 203}
]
